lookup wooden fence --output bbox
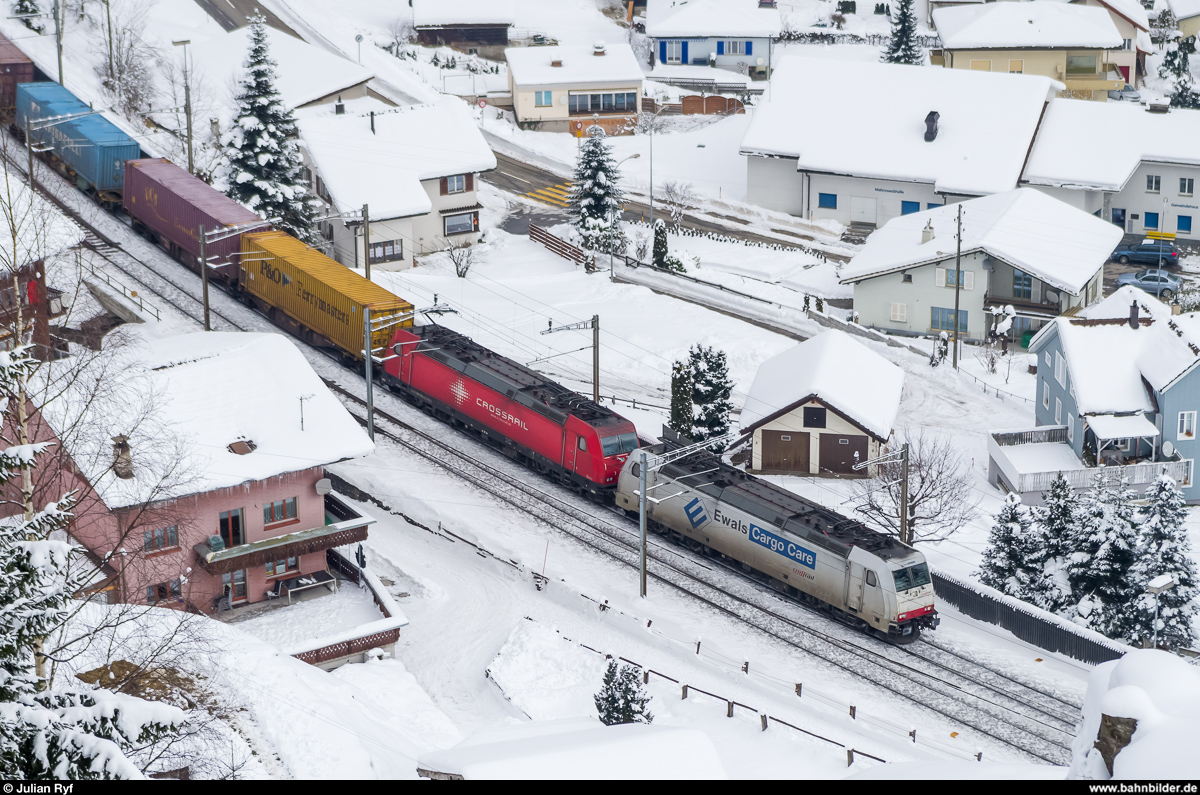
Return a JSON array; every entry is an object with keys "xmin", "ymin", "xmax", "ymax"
[
  {"xmin": 292, "ymin": 627, "xmax": 403, "ymax": 667},
  {"xmin": 530, "ymin": 223, "xmax": 586, "ymax": 266},
  {"xmin": 681, "ymin": 95, "xmax": 745, "ymax": 115}
]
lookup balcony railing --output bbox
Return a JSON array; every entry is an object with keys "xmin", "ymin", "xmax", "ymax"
[{"xmin": 192, "ymin": 493, "xmax": 373, "ymax": 576}]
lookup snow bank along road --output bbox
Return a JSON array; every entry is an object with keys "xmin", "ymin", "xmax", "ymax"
[{"xmin": 12, "ymin": 138, "xmax": 1083, "ymax": 765}]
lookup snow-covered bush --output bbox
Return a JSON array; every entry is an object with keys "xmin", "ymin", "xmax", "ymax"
[{"xmin": 594, "ymin": 660, "xmax": 652, "ymax": 726}]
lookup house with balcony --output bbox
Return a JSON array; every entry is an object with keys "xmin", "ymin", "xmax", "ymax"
[
  {"xmin": 412, "ymin": 0, "xmax": 515, "ymax": 59},
  {"xmin": 505, "ymin": 41, "xmax": 644, "ymax": 135},
  {"xmin": 1070, "ymin": 0, "xmax": 1151, "ymax": 86},
  {"xmin": 1022, "ymin": 99, "xmax": 1200, "ymax": 242},
  {"xmin": 988, "ymin": 287, "xmax": 1197, "ymax": 503},
  {"xmin": 298, "ymin": 99, "xmax": 496, "ymax": 271},
  {"xmin": 739, "ymin": 56, "xmax": 1059, "ymax": 230},
  {"xmin": 645, "ymin": 0, "xmax": 781, "ymax": 77},
  {"xmin": 35, "ymin": 332, "xmax": 377, "ymax": 614},
  {"xmin": 839, "ymin": 189, "xmax": 1120, "ymax": 345},
  {"xmin": 931, "ymin": 1, "xmax": 1125, "ymax": 100}
]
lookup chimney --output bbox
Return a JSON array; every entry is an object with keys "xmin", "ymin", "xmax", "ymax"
[
  {"xmin": 370, "ymin": 110, "xmax": 375, "ymax": 134},
  {"xmin": 111, "ymin": 435, "xmax": 133, "ymax": 480},
  {"xmin": 921, "ymin": 220, "xmax": 935, "ymax": 244},
  {"xmin": 593, "ymin": 40, "xmax": 606, "ymax": 56},
  {"xmin": 551, "ymin": 59, "xmax": 563, "ymax": 67},
  {"xmin": 924, "ymin": 111, "xmax": 940, "ymax": 142},
  {"xmin": 1130, "ymin": 300, "xmax": 1139, "ymax": 330},
  {"xmin": 335, "ymin": 95, "xmax": 344, "ymax": 115}
]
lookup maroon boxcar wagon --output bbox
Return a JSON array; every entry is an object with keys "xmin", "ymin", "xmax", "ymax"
[{"xmin": 383, "ymin": 324, "xmax": 640, "ymax": 496}]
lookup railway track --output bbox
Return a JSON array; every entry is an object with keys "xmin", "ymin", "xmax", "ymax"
[{"xmin": 12, "ymin": 142, "xmax": 1084, "ymax": 764}]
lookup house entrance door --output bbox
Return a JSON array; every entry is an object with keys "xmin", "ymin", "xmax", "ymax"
[
  {"xmin": 1111, "ymin": 208, "xmax": 1126, "ymax": 230},
  {"xmin": 849, "ymin": 197, "xmax": 877, "ymax": 225}
]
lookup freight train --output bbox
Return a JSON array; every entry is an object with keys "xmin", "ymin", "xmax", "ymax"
[{"xmin": 615, "ymin": 430, "xmax": 939, "ymax": 642}]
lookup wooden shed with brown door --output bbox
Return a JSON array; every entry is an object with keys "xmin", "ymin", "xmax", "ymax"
[{"xmin": 739, "ymin": 330, "xmax": 905, "ymax": 477}]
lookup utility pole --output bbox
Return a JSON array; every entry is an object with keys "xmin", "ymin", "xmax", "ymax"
[
  {"xmin": 362, "ymin": 203, "xmax": 371, "ymax": 281},
  {"xmin": 198, "ymin": 223, "xmax": 210, "ymax": 331},
  {"xmin": 638, "ymin": 448, "xmax": 648, "ymax": 598},
  {"xmin": 364, "ymin": 307, "xmax": 375, "ymax": 441},
  {"xmin": 25, "ymin": 117, "xmax": 33, "ymax": 193},
  {"xmin": 951, "ymin": 204, "xmax": 963, "ymax": 370},
  {"xmin": 899, "ymin": 442, "xmax": 910, "ymax": 545},
  {"xmin": 104, "ymin": 0, "xmax": 114, "ymax": 83},
  {"xmin": 541, "ymin": 315, "xmax": 600, "ymax": 403},
  {"xmin": 52, "ymin": 0, "xmax": 62, "ymax": 86},
  {"xmin": 172, "ymin": 40, "xmax": 194, "ymax": 174}
]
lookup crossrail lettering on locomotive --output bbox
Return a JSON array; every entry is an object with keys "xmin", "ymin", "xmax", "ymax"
[{"xmin": 476, "ymin": 397, "xmax": 529, "ymax": 430}]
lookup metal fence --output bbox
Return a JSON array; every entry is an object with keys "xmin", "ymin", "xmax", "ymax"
[{"xmin": 931, "ymin": 569, "xmax": 1128, "ymax": 665}]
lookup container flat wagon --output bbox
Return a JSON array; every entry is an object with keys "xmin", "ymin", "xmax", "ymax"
[
  {"xmin": 615, "ymin": 432, "xmax": 939, "ymax": 642},
  {"xmin": 383, "ymin": 323, "xmax": 640, "ymax": 495},
  {"xmin": 0, "ymin": 34, "xmax": 33, "ymax": 120},
  {"xmin": 16, "ymin": 82, "xmax": 140, "ymax": 204},
  {"xmin": 239, "ymin": 230, "xmax": 413, "ymax": 360},
  {"xmin": 124, "ymin": 158, "xmax": 263, "ymax": 277}
]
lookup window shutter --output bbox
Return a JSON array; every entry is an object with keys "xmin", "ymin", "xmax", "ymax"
[
  {"xmin": 682, "ymin": 40, "xmax": 689, "ymax": 63},
  {"xmin": 466, "ymin": 173, "xmax": 474, "ymax": 191},
  {"xmin": 963, "ymin": 271, "xmax": 974, "ymax": 290},
  {"xmin": 659, "ymin": 40, "xmax": 667, "ymax": 63},
  {"xmin": 717, "ymin": 40, "xmax": 724, "ymax": 55},
  {"xmin": 935, "ymin": 268, "xmax": 946, "ymax": 287},
  {"xmin": 890, "ymin": 302, "xmax": 906, "ymax": 322},
  {"xmin": 745, "ymin": 40, "xmax": 753, "ymax": 55},
  {"xmin": 440, "ymin": 176, "xmax": 448, "ymax": 195}
]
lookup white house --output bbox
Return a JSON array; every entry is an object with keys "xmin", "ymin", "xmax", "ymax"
[
  {"xmin": 739, "ymin": 56, "xmax": 1060, "ymax": 230},
  {"xmin": 646, "ymin": 0, "xmax": 781, "ymax": 76},
  {"xmin": 839, "ymin": 189, "xmax": 1121, "ymax": 345},
  {"xmin": 506, "ymin": 42, "xmax": 643, "ymax": 134},
  {"xmin": 1022, "ymin": 99, "xmax": 1200, "ymax": 241},
  {"xmin": 740, "ymin": 330, "xmax": 904, "ymax": 477},
  {"xmin": 297, "ymin": 100, "xmax": 496, "ymax": 271}
]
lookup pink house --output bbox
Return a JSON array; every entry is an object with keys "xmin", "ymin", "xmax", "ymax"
[{"xmin": 37, "ymin": 332, "xmax": 375, "ymax": 614}]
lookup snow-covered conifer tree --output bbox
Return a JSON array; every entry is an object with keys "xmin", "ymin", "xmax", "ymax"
[
  {"xmin": 1160, "ymin": 35, "xmax": 1200, "ymax": 109},
  {"xmin": 0, "ymin": 345, "xmax": 184, "ymax": 779},
  {"xmin": 594, "ymin": 660, "xmax": 652, "ymax": 726},
  {"xmin": 881, "ymin": 0, "xmax": 923, "ymax": 65},
  {"xmin": 652, "ymin": 219, "xmax": 668, "ymax": 268},
  {"xmin": 669, "ymin": 358, "xmax": 694, "ymax": 440},
  {"xmin": 568, "ymin": 127, "xmax": 624, "ymax": 253},
  {"xmin": 688, "ymin": 345, "xmax": 734, "ymax": 451},
  {"xmin": 14, "ymin": 0, "xmax": 44, "ymax": 33},
  {"xmin": 223, "ymin": 14, "xmax": 317, "ymax": 243},
  {"xmin": 1071, "ymin": 474, "xmax": 1140, "ymax": 637},
  {"xmin": 1029, "ymin": 473, "xmax": 1079, "ymax": 612},
  {"xmin": 1127, "ymin": 476, "xmax": 1198, "ymax": 649},
  {"xmin": 979, "ymin": 493, "xmax": 1038, "ymax": 599}
]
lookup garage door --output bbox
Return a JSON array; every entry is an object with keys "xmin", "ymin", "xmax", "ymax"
[
  {"xmin": 819, "ymin": 434, "xmax": 869, "ymax": 475},
  {"xmin": 760, "ymin": 430, "xmax": 809, "ymax": 472}
]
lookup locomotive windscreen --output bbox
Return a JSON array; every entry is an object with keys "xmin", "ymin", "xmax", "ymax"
[{"xmin": 601, "ymin": 432, "xmax": 639, "ymax": 456}]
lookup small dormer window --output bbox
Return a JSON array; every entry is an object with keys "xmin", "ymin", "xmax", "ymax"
[{"xmin": 228, "ymin": 439, "xmax": 257, "ymax": 455}]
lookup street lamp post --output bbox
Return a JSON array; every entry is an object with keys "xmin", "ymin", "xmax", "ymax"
[
  {"xmin": 610, "ymin": 153, "xmax": 640, "ymax": 279},
  {"xmin": 172, "ymin": 40, "xmax": 194, "ymax": 175},
  {"xmin": 1148, "ymin": 573, "xmax": 1178, "ymax": 650}
]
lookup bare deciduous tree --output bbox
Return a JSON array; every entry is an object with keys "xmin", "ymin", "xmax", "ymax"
[
  {"xmin": 659, "ymin": 180, "xmax": 697, "ymax": 230},
  {"xmin": 93, "ymin": 0, "xmax": 161, "ymax": 121},
  {"xmin": 440, "ymin": 239, "xmax": 482, "ymax": 278},
  {"xmin": 849, "ymin": 429, "xmax": 978, "ymax": 543}
]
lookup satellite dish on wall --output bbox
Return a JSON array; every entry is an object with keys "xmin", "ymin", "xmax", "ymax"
[
  {"xmin": 316, "ymin": 478, "xmax": 333, "ymax": 495},
  {"xmin": 1163, "ymin": 441, "xmax": 1175, "ymax": 458}
]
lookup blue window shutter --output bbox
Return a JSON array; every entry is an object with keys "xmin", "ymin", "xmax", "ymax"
[
  {"xmin": 745, "ymin": 40, "xmax": 753, "ymax": 55},
  {"xmin": 659, "ymin": 40, "xmax": 667, "ymax": 63},
  {"xmin": 682, "ymin": 40, "xmax": 689, "ymax": 63},
  {"xmin": 717, "ymin": 41, "xmax": 724, "ymax": 55}
]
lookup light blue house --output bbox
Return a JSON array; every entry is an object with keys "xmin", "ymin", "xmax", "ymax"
[
  {"xmin": 646, "ymin": 0, "xmax": 780, "ymax": 75},
  {"xmin": 987, "ymin": 286, "xmax": 1197, "ymax": 503}
]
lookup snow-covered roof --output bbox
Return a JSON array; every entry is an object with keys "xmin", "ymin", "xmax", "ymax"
[
  {"xmin": 645, "ymin": 0, "xmax": 782, "ymax": 38},
  {"xmin": 1083, "ymin": 0, "xmax": 1150, "ymax": 31},
  {"xmin": 1166, "ymin": 0, "xmax": 1200, "ymax": 20},
  {"xmin": 841, "ymin": 189, "xmax": 1118, "ymax": 295},
  {"xmin": 192, "ymin": 25, "xmax": 374, "ymax": 110},
  {"xmin": 1080, "ymin": 284, "xmax": 1173, "ymax": 321},
  {"xmin": 739, "ymin": 56, "xmax": 1059, "ymax": 197},
  {"xmin": 47, "ymin": 332, "xmax": 373, "ymax": 511},
  {"xmin": 417, "ymin": 718, "xmax": 728, "ymax": 780},
  {"xmin": 933, "ymin": 2, "xmax": 1123, "ymax": 49},
  {"xmin": 1087, "ymin": 412, "xmax": 1159, "ymax": 439},
  {"xmin": 505, "ymin": 43, "xmax": 645, "ymax": 88},
  {"xmin": 298, "ymin": 100, "xmax": 496, "ymax": 221},
  {"xmin": 412, "ymin": 0, "xmax": 516, "ymax": 27},
  {"xmin": 740, "ymin": 330, "xmax": 904, "ymax": 440},
  {"xmin": 1023, "ymin": 100, "xmax": 1200, "ymax": 192}
]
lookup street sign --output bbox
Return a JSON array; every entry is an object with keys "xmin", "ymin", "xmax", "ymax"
[{"xmin": 478, "ymin": 98, "xmax": 487, "ymax": 109}]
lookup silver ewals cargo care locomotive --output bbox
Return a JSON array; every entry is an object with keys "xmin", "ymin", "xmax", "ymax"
[{"xmin": 616, "ymin": 436, "xmax": 939, "ymax": 642}]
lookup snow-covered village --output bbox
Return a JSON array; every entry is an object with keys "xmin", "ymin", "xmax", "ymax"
[{"xmin": 1, "ymin": 0, "xmax": 1199, "ymax": 783}]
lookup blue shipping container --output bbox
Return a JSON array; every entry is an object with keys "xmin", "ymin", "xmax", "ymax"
[{"xmin": 15, "ymin": 82, "xmax": 140, "ymax": 194}]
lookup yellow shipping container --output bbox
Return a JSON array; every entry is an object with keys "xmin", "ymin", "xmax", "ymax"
[{"xmin": 240, "ymin": 231, "xmax": 413, "ymax": 358}]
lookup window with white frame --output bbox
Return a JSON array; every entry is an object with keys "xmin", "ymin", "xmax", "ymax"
[
  {"xmin": 666, "ymin": 40, "xmax": 682, "ymax": 64},
  {"xmin": 1182, "ymin": 178, "xmax": 1195, "ymax": 197},
  {"xmin": 534, "ymin": 90, "xmax": 552, "ymax": 107},
  {"xmin": 726, "ymin": 40, "xmax": 743, "ymax": 55},
  {"xmin": 1055, "ymin": 397, "xmax": 1062, "ymax": 425},
  {"xmin": 1042, "ymin": 380, "xmax": 1050, "ymax": 410},
  {"xmin": 1179, "ymin": 410, "xmax": 1196, "ymax": 440},
  {"xmin": 1067, "ymin": 414, "xmax": 1074, "ymax": 442},
  {"xmin": 446, "ymin": 174, "xmax": 466, "ymax": 194},
  {"xmin": 1184, "ymin": 459, "xmax": 1195, "ymax": 488},
  {"xmin": 890, "ymin": 302, "xmax": 906, "ymax": 322},
  {"xmin": 1147, "ymin": 174, "xmax": 1162, "ymax": 193},
  {"xmin": 1054, "ymin": 352, "xmax": 1066, "ymax": 388}
]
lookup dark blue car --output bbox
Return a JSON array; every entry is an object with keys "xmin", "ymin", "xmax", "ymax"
[{"xmin": 1112, "ymin": 239, "xmax": 1181, "ymax": 266}]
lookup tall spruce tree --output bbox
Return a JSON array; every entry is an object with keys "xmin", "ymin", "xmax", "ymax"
[
  {"xmin": 568, "ymin": 127, "xmax": 624, "ymax": 253},
  {"xmin": 1029, "ymin": 473, "xmax": 1079, "ymax": 612},
  {"xmin": 14, "ymin": 0, "xmax": 44, "ymax": 33},
  {"xmin": 881, "ymin": 0, "xmax": 923, "ymax": 65},
  {"xmin": 652, "ymin": 219, "xmax": 668, "ymax": 269},
  {"xmin": 687, "ymin": 345, "xmax": 734, "ymax": 451},
  {"xmin": 1127, "ymin": 476, "xmax": 1199, "ymax": 649},
  {"xmin": 0, "ymin": 346, "xmax": 184, "ymax": 779},
  {"xmin": 223, "ymin": 14, "xmax": 317, "ymax": 243},
  {"xmin": 1160, "ymin": 35, "xmax": 1200, "ymax": 109},
  {"xmin": 594, "ymin": 660, "xmax": 653, "ymax": 726},
  {"xmin": 1071, "ymin": 474, "xmax": 1140, "ymax": 637},
  {"xmin": 669, "ymin": 358, "xmax": 694, "ymax": 439},
  {"xmin": 979, "ymin": 493, "xmax": 1038, "ymax": 599}
]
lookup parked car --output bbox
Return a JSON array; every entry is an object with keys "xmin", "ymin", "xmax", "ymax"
[
  {"xmin": 1116, "ymin": 268, "xmax": 1182, "ymax": 299},
  {"xmin": 1111, "ymin": 239, "xmax": 1181, "ymax": 266},
  {"xmin": 1107, "ymin": 83, "xmax": 1141, "ymax": 102}
]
